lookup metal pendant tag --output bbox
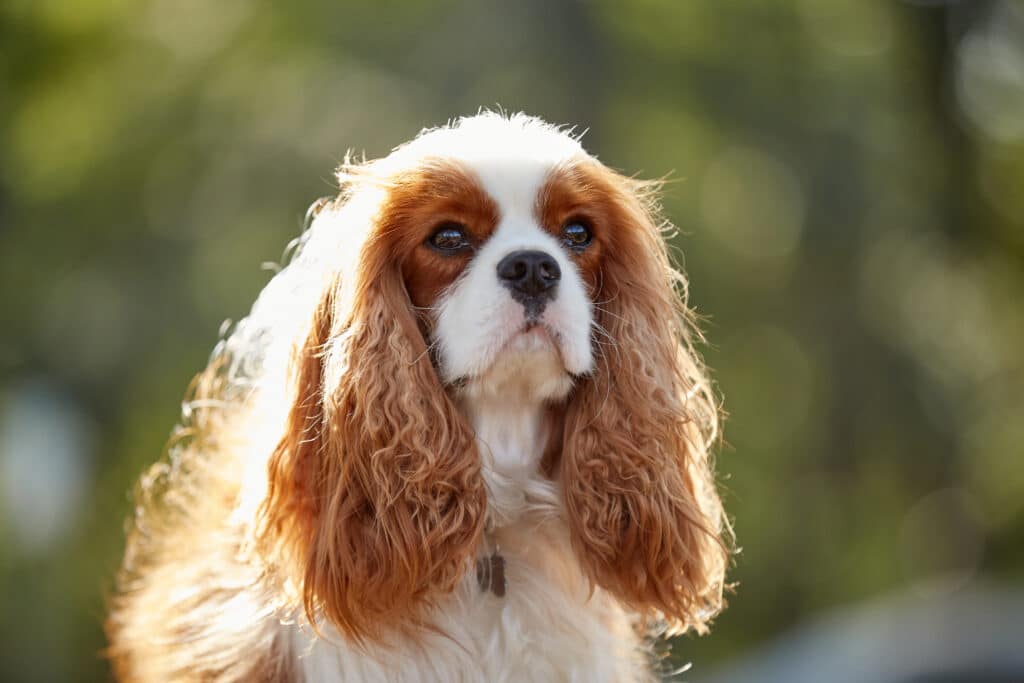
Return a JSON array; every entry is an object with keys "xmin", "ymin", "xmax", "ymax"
[{"xmin": 476, "ymin": 551, "xmax": 507, "ymax": 597}]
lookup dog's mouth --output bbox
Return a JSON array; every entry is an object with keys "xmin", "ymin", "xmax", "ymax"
[
  {"xmin": 500, "ymin": 318, "xmax": 576, "ymax": 367},
  {"xmin": 445, "ymin": 321, "xmax": 571, "ymax": 394},
  {"xmin": 512, "ymin": 320, "xmax": 558, "ymax": 349}
]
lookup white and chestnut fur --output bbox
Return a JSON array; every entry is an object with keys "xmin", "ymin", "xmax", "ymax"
[{"xmin": 107, "ymin": 113, "xmax": 730, "ymax": 682}]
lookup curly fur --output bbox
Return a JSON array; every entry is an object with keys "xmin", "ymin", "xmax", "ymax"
[
  {"xmin": 557, "ymin": 166, "xmax": 727, "ymax": 633},
  {"xmin": 105, "ymin": 112, "xmax": 730, "ymax": 682},
  {"xmin": 259, "ymin": 251, "xmax": 487, "ymax": 643}
]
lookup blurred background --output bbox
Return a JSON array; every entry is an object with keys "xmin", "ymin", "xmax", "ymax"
[{"xmin": 2, "ymin": 0, "xmax": 1023, "ymax": 681}]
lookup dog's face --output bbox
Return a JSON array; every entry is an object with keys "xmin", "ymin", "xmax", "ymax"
[
  {"xmin": 357, "ymin": 117, "xmax": 623, "ymax": 408},
  {"xmin": 394, "ymin": 161, "xmax": 613, "ymax": 405},
  {"xmin": 427, "ymin": 171, "xmax": 596, "ymax": 400},
  {"xmin": 259, "ymin": 113, "xmax": 728, "ymax": 643}
]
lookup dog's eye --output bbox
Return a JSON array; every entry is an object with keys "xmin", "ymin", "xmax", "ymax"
[
  {"xmin": 561, "ymin": 220, "xmax": 592, "ymax": 250},
  {"xmin": 428, "ymin": 223, "xmax": 471, "ymax": 253}
]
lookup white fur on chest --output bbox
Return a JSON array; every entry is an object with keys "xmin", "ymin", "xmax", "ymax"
[
  {"xmin": 288, "ymin": 384, "xmax": 645, "ymax": 682},
  {"xmin": 292, "ymin": 523, "xmax": 640, "ymax": 682}
]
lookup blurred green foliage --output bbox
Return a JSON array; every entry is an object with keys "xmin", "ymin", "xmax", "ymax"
[{"xmin": 1, "ymin": 1, "xmax": 1022, "ymax": 681}]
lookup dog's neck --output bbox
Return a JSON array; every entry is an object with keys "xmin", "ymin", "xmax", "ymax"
[
  {"xmin": 454, "ymin": 349, "xmax": 566, "ymax": 525},
  {"xmin": 460, "ymin": 392, "xmax": 554, "ymax": 528}
]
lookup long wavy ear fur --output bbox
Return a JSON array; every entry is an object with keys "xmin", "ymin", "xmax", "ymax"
[
  {"xmin": 561, "ymin": 170, "xmax": 729, "ymax": 634},
  {"xmin": 258, "ymin": 233, "xmax": 486, "ymax": 642}
]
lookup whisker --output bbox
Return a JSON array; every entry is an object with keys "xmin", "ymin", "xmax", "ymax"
[
  {"xmin": 589, "ymin": 320, "xmax": 616, "ymax": 344},
  {"xmin": 593, "ymin": 304, "xmax": 630, "ymax": 326},
  {"xmin": 589, "ymin": 318, "xmax": 623, "ymax": 366},
  {"xmin": 410, "ymin": 336, "xmax": 441, "ymax": 365}
]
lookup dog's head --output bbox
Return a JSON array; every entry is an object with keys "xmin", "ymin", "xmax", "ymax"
[{"xmin": 257, "ymin": 113, "xmax": 728, "ymax": 641}]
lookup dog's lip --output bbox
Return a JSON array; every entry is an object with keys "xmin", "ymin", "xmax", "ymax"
[
  {"xmin": 512, "ymin": 321, "xmax": 565, "ymax": 352},
  {"xmin": 519, "ymin": 320, "xmax": 553, "ymax": 338},
  {"xmin": 509, "ymin": 322, "xmax": 567, "ymax": 364},
  {"xmin": 447, "ymin": 321, "xmax": 566, "ymax": 389}
]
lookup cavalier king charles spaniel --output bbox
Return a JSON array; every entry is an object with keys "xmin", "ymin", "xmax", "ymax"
[{"xmin": 107, "ymin": 112, "xmax": 730, "ymax": 682}]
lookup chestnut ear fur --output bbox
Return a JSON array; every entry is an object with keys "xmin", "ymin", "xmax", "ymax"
[
  {"xmin": 560, "ymin": 172, "xmax": 729, "ymax": 634},
  {"xmin": 258, "ymin": 252, "xmax": 486, "ymax": 642},
  {"xmin": 259, "ymin": 165, "xmax": 727, "ymax": 641}
]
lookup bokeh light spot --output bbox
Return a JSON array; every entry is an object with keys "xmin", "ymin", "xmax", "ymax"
[{"xmin": 701, "ymin": 145, "xmax": 806, "ymax": 268}]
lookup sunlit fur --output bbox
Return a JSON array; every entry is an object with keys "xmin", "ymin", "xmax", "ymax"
[
  {"xmin": 106, "ymin": 112, "xmax": 730, "ymax": 682},
  {"xmin": 552, "ymin": 164, "xmax": 727, "ymax": 632}
]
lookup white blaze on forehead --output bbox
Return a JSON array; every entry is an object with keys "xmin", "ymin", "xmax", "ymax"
[{"xmin": 377, "ymin": 112, "xmax": 594, "ymax": 244}]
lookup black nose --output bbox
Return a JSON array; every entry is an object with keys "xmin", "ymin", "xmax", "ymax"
[{"xmin": 496, "ymin": 250, "xmax": 561, "ymax": 302}]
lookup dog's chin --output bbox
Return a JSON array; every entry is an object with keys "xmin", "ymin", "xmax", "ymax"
[{"xmin": 455, "ymin": 325, "xmax": 576, "ymax": 404}]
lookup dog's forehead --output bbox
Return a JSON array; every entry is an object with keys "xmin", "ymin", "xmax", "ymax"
[
  {"xmin": 465, "ymin": 157, "xmax": 554, "ymax": 222},
  {"xmin": 388, "ymin": 113, "xmax": 590, "ymax": 219}
]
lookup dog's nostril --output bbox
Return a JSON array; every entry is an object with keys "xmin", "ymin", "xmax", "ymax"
[
  {"xmin": 538, "ymin": 260, "xmax": 559, "ymax": 282},
  {"xmin": 496, "ymin": 250, "xmax": 561, "ymax": 300}
]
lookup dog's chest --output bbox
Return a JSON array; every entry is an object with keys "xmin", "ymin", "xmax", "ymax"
[
  {"xmin": 290, "ymin": 391, "xmax": 645, "ymax": 680},
  {"xmin": 292, "ymin": 527, "xmax": 643, "ymax": 682}
]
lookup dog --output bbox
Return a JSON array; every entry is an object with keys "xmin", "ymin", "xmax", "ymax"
[{"xmin": 106, "ymin": 112, "xmax": 730, "ymax": 682}]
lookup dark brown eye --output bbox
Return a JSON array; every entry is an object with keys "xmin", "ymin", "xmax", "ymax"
[
  {"xmin": 428, "ymin": 223, "xmax": 470, "ymax": 253},
  {"xmin": 561, "ymin": 220, "xmax": 592, "ymax": 250}
]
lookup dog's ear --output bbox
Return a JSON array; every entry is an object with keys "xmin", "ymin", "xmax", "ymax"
[
  {"xmin": 260, "ymin": 247, "xmax": 486, "ymax": 642},
  {"xmin": 561, "ymin": 170, "xmax": 729, "ymax": 634}
]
